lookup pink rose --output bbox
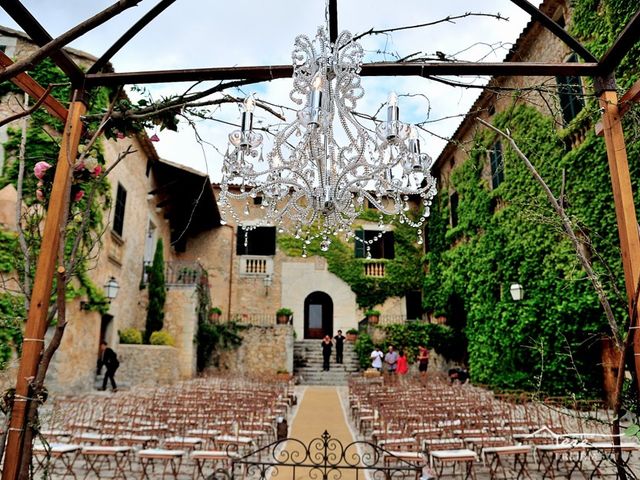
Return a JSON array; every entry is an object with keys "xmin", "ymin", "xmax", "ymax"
[
  {"xmin": 74, "ymin": 190, "xmax": 85, "ymax": 202},
  {"xmin": 116, "ymin": 131, "xmax": 125, "ymax": 139},
  {"xmin": 74, "ymin": 161, "xmax": 85, "ymax": 171},
  {"xmin": 93, "ymin": 165, "xmax": 102, "ymax": 176},
  {"xmin": 36, "ymin": 190, "xmax": 44, "ymax": 202},
  {"xmin": 34, "ymin": 161, "xmax": 52, "ymax": 180},
  {"xmin": 150, "ymin": 133, "xmax": 160, "ymax": 142}
]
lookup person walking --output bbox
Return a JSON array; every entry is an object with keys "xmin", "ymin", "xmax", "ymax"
[
  {"xmin": 97, "ymin": 341, "xmax": 120, "ymax": 391},
  {"xmin": 321, "ymin": 335, "xmax": 333, "ymax": 371},
  {"xmin": 334, "ymin": 330, "xmax": 345, "ymax": 364}
]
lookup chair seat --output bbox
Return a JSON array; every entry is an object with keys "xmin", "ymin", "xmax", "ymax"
[
  {"xmin": 431, "ymin": 449, "xmax": 477, "ymax": 461},
  {"xmin": 82, "ymin": 446, "xmax": 131, "ymax": 454},
  {"xmin": 483, "ymin": 445, "xmax": 531, "ymax": 455},
  {"xmin": 191, "ymin": 450, "xmax": 239, "ymax": 459},
  {"xmin": 33, "ymin": 443, "xmax": 81, "ymax": 454},
  {"xmin": 138, "ymin": 448, "xmax": 185, "ymax": 458}
]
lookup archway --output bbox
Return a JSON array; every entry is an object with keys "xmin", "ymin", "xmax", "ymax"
[{"xmin": 304, "ymin": 291, "xmax": 333, "ymax": 339}]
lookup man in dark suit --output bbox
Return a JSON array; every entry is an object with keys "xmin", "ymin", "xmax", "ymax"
[
  {"xmin": 97, "ymin": 341, "xmax": 119, "ymax": 391},
  {"xmin": 334, "ymin": 330, "xmax": 345, "ymax": 364}
]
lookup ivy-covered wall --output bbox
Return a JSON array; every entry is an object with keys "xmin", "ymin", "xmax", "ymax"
[{"xmin": 424, "ymin": 0, "xmax": 640, "ymax": 397}]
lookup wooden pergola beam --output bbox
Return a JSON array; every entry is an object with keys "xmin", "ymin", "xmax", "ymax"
[
  {"xmin": 595, "ymin": 77, "xmax": 640, "ymax": 136},
  {"xmin": 328, "ymin": 0, "xmax": 338, "ymax": 44},
  {"xmin": 0, "ymin": 50, "xmax": 68, "ymax": 122},
  {"xmin": 84, "ymin": 61, "xmax": 600, "ymax": 87},
  {"xmin": 0, "ymin": 0, "xmax": 84, "ymax": 85},
  {"xmin": 1, "ymin": 94, "xmax": 86, "ymax": 480},
  {"xmin": 88, "ymin": 0, "xmax": 177, "ymax": 74},
  {"xmin": 509, "ymin": 0, "xmax": 597, "ymax": 63}
]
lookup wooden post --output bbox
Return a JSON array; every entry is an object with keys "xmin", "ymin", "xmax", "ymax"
[
  {"xmin": 597, "ymin": 76, "xmax": 640, "ymax": 395},
  {"xmin": 2, "ymin": 94, "xmax": 86, "ymax": 480}
]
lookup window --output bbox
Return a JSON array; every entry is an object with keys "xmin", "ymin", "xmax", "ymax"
[
  {"xmin": 449, "ymin": 192, "xmax": 459, "ymax": 228},
  {"xmin": 253, "ymin": 196, "xmax": 263, "ymax": 205},
  {"xmin": 236, "ymin": 226, "xmax": 276, "ymax": 256},
  {"xmin": 354, "ymin": 230, "xmax": 394, "ymax": 259},
  {"xmin": 556, "ymin": 54, "xmax": 584, "ymax": 125},
  {"xmin": 113, "ymin": 183, "xmax": 127, "ymax": 236},
  {"xmin": 489, "ymin": 141, "xmax": 504, "ymax": 189},
  {"xmin": 406, "ymin": 291, "xmax": 423, "ymax": 320}
]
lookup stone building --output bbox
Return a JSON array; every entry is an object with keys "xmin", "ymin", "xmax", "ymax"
[
  {"xmin": 0, "ymin": 26, "xmax": 220, "ymax": 393},
  {"xmin": 434, "ymin": 0, "xmax": 579, "ymax": 191}
]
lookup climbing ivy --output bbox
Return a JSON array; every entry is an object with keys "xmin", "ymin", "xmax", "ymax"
[
  {"xmin": 0, "ymin": 58, "xmax": 114, "ymax": 366},
  {"xmin": 420, "ymin": 1, "xmax": 640, "ymax": 398}
]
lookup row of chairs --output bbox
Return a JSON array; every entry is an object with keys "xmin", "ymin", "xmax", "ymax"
[
  {"xmin": 348, "ymin": 374, "xmax": 638, "ymax": 479},
  {"xmin": 29, "ymin": 375, "xmax": 295, "ymax": 479}
]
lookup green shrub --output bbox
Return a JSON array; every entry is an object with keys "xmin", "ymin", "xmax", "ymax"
[
  {"xmin": 276, "ymin": 307, "xmax": 293, "ymax": 316},
  {"xmin": 209, "ymin": 307, "xmax": 222, "ymax": 315},
  {"xmin": 346, "ymin": 328, "xmax": 358, "ymax": 335},
  {"xmin": 119, "ymin": 327, "xmax": 142, "ymax": 345},
  {"xmin": 364, "ymin": 309, "xmax": 381, "ymax": 316},
  {"xmin": 149, "ymin": 330, "xmax": 175, "ymax": 346}
]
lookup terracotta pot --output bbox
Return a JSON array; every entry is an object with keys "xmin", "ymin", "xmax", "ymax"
[
  {"xmin": 367, "ymin": 314, "xmax": 379, "ymax": 325},
  {"xmin": 277, "ymin": 314, "xmax": 290, "ymax": 324},
  {"xmin": 346, "ymin": 333, "xmax": 358, "ymax": 342},
  {"xmin": 276, "ymin": 372, "xmax": 291, "ymax": 381},
  {"xmin": 209, "ymin": 312, "xmax": 220, "ymax": 322}
]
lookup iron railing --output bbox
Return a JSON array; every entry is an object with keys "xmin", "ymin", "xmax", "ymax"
[
  {"xmin": 141, "ymin": 260, "xmax": 207, "ymax": 287},
  {"xmin": 209, "ymin": 430, "xmax": 423, "ymax": 480}
]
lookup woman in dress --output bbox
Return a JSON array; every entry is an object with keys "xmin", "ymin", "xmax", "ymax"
[
  {"xmin": 321, "ymin": 335, "xmax": 333, "ymax": 371},
  {"xmin": 396, "ymin": 349, "xmax": 409, "ymax": 375}
]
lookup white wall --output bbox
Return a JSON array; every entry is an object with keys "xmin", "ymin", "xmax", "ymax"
[{"xmin": 281, "ymin": 260, "xmax": 358, "ymax": 338}]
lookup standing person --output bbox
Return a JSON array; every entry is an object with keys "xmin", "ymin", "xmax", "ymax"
[
  {"xmin": 396, "ymin": 349, "xmax": 409, "ymax": 375},
  {"xmin": 321, "ymin": 335, "xmax": 333, "ymax": 371},
  {"xmin": 334, "ymin": 330, "xmax": 345, "ymax": 364},
  {"xmin": 417, "ymin": 345, "xmax": 430, "ymax": 377},
  {"xmin": 98, "ymin": 341, "xmax": 119, "ymax": 392},
  {"xmin": 370, "ymin": 346, "xmax": 383, "ymax": 371},
  {"xmin": 384, "ymin": 345, "xmax": 399, "ymax": 374}
]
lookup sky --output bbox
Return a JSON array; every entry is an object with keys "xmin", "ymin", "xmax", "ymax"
[{"xmin": 0, "ymin": 1, "xmax": 536, "ymax": 180}]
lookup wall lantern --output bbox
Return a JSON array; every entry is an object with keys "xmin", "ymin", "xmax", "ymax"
[
  {"xmin": 104, "ymin": 277, "xmax": 120, "ymax": 301},
  {"xmin": 509, "ymin": 283, "xmax": 524, "ymax": 301}
]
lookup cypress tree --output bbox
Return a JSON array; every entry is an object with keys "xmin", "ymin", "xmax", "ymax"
[{"xmin": 145, "ymin": 238, "xmax": 166, "ymax": 342}]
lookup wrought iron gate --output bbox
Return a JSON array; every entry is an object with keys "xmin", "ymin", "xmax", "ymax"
[{"xmin": 209, "ymin": 431, "xmax": 424, "ymax": 480}]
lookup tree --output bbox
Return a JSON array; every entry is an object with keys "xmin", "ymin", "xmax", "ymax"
[{"xmin": 145, "ymin": 238, "xmax": 166, "ymax": 342}]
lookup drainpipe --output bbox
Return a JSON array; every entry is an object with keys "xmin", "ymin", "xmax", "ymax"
[{"xmin": 223, "ymin": 224, "xmax": 235, "ymax": 321}]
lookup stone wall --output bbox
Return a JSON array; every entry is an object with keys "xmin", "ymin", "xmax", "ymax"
[
  {"xmin": 117, "ymin": 344, "xmax": 180, "ymax": 387},
  {"xmin": 45, "ymin": 303, "xmax": 102, "ymax": 395},
  {"xmin": 163, "ymin": 287, "xmax": 199, "ymax": 379},
  {"xmin": 214, "ymin": 325, "xmax": 293, "ymax": 377}
]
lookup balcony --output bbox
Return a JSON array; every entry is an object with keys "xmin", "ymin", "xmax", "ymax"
[
  {"xmin": 141, "ymin": 261, "xmax": 207, "ymax": 287},
  {"xmin": 239, "ymin": 256, "xmax": 273, "ymax": 277},
  {"xmin": 363, "ymin": 261, "xmax": 386, "ymax": 277}
]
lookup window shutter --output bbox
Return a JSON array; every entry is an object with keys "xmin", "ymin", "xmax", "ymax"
[
  {"xmin": 354, "ymin": 230, "xmax": 365, "ymax": 258},
  {"xmin": 383, "ymin": 231, "xmax": 395, "ymax": 259}
]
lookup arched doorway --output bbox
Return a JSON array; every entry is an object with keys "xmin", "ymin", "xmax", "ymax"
[{"xmin": 304, "ymin": 291, "xmax": 333, "ymax": 339}]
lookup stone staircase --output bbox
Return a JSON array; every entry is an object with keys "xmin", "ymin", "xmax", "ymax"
[{"xmin": 294, "ymin": 339, "xmax": 361, "ymax": 385}]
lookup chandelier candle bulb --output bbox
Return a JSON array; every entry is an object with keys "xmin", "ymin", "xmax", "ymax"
[{"xmin": 309, "ymin": 74, "xmax": 324, "ymax": 128}]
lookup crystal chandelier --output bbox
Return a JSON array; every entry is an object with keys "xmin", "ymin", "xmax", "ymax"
[{"xmin": 218, "ymin": 23, "xmax": 437, "ymax": 256}]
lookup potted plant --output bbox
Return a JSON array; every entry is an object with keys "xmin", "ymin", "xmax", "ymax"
[
  {"xmin": 276, "ymin": 307, "xmax": 293, "ymax": 324},
  {"xmin": 276, "ymin": 369, "xmax": 291, "ymax": 381},
  {"xmin": 209, "ymin": 307, "xmax": 222, "ymax": 322},
  {"xmin": 364, "ymin": 309, "xmax": 381, "ymax": 325},
  {"xmin": 346, "ymin": 328, "xmax": 359, "ymax": 342}
]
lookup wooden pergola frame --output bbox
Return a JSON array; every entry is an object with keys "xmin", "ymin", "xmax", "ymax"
[{"xmin": 1, "ymin": 1, "xmax": 640, "ymax": 478}]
